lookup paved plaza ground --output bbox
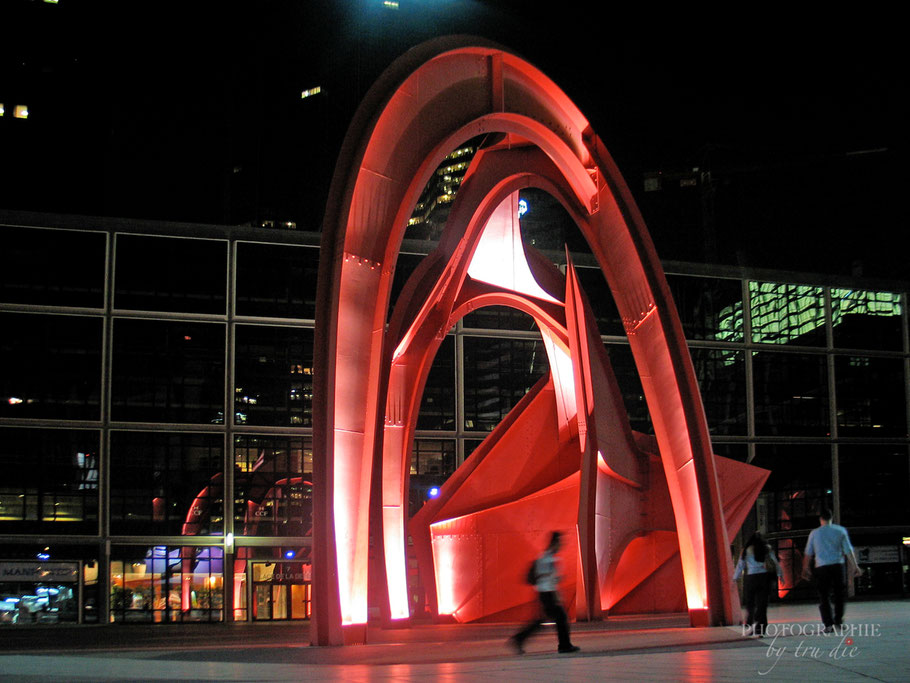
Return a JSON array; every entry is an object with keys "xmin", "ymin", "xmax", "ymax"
[{"xmin": 1, "ymin": 599, "xmax": 907, "ymax": 681}]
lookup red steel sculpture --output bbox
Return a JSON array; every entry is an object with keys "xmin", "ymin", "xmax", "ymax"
[{"xmin": 312, "ymin": 37, "xmax": 768, "ymax": 645}]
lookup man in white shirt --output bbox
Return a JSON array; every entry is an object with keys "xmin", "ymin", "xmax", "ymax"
[{"xmin": 802, "ymin": 508, "xmax": 862, "ymax": 632}]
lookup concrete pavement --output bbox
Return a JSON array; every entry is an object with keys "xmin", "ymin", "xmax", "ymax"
[{"xmin": 1, "ymin": 600, "xmax": 907, "ymax": 681}]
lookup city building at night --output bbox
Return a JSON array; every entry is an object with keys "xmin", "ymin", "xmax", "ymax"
[{"xmin": 1, "ymin": 204, "xmax": 907, "ymax": 627}]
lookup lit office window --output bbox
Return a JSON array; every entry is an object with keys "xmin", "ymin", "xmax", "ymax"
[
  {"xmin": 0, "ymin": 428, "xmax": 100, "ymax": 534},
  {"xmin": 830, "ymin": 288, "xmax": 903, "ymax": 351},
  {"xmin": 749, "ymin": 281, "xmax": 826, "ymax": 346},
  {"xmin": 462, "ymin": 305, "xmax": 539, "ymax": 332},
  {"xmin": 0, "ymin": 103, "xmax": 4, "ymax": 116},
  {"xmin": 14, "ymin": 105, "xmax": 28, "ymax": 119},
  {"xmin": 0, "ymin": 313, "xmax": 102, "ymax": 420},
  {"xmin": 111, "ymin": 319, "xmax": 226, "ymax": 424},
  {"xmin": 233, "ymin": 325, "xmax": 313, "ymax": 427},
  {"xmin": 109, "ymin": 432, "xmax": 224, "ymax": 536},
  {"xmin": 300, "ymin": 86, "xmax": 322, "ymax": 98},
  {"xmin": 753, "ymin": 351, "xmax": 829, "ymax": 436}
]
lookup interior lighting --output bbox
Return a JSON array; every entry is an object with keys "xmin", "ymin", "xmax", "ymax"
[
  {"xmin": 517, "ymin": 198, "xmax": 529, "ymax": 217},
  {"xmin": 8, "ymin": 397, "xmax": 23, "ymax": 405},
  {"xmin": 427, "ymin": 487, "xmax": 440, "ymax": 498},
  {"xmin": 14, "ymin": 105, "xmax": 28, "ymax": 119},
  {"xmin": 284, "ymin": 550, "xmax": 295, "ymax": 559},
  {"xmin": 0, "ymin": 103, "xmax": 4, "ymax": 116},
  {"xmin": 301, "ymin": 86, "xmax": 322, "ymax": 99},
  {"xmin": 383, "ymin": 0, "xmax": 400, "ymax": 8}
]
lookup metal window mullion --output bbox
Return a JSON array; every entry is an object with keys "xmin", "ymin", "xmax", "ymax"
[
  {"xmin": 743, "ymin": 279, "xmax": 756, "ymax": 461},
  {"xmin": 224, "ymin": 240, "xmax": 237, "ymax": 620},
  {"xmin": 455, "ymin": 321, "xmax": 465, "ymax": 469},
  {"xmin": 824, "ymin": 287, "xmax": 840, "ymax": 519},
  {"xmin": 98, "ymin": 230, "xmax": 117, "ymax": 626}
]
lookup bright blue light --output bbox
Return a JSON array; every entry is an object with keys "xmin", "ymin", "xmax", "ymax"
[
  {"xmin": 428, "ymin": 487, "xmax": 440, "ymax": 498},
  {"xmin": 517, "ymin": 199, "xmax": 529, "ymax": 218},
  {"xmin": 284, "ymin": 550, "xmax": 295, "ymax": 559},
  {"xmin": 37, "ymin": 553, "xmax": 50, "ymax": 561}
]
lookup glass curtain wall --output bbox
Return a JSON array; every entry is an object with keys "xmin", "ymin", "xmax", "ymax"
[{"xmin": 1, "ymin": 217, "xmax": 908, "ymax": 623}]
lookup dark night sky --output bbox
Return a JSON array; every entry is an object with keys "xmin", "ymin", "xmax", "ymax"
[{"xmin": 1, "ymin": 1, "xmax": 904, "ymax": 280}]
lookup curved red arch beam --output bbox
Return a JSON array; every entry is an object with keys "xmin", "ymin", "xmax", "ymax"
[{"xmin": 314, "ymin": 38, "xmax": 733, "ymax": 645}]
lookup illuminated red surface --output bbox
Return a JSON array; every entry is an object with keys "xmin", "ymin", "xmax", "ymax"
[{"xmin": 313, "ymin": 37, "xmax": 762, "ymax": 645}]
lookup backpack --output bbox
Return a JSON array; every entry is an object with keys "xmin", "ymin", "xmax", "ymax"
[{"xmin": 525, "ymin": 558, "xmax": 538, "ymax": 585}]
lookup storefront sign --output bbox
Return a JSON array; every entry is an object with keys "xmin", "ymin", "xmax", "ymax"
[
  {"xmin": 855, "ymin": 546, "xmax": 900, "ymax": 564},
  {"xmin": 0, "ymin": 561, "xmax": 79, "ymax": 583}
]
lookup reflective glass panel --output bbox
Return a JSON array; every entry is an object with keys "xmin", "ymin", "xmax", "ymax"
[
  {"xmin": 830, "ymin": 288, "xmax": 903, "ymax": 351},
  {"xmin": 110, "ymin": 545, "xmax": 223, "ymax": 623},
  {"xmin": 233, "ymin": 325, "xmax": 313, "ymax": 427},
  {"xmin": 387, "ymin": 252, "xmax": 425, "ymax": 323},
  {"xmin": 749, "ymin": 281, "xmax": 826, "ymax": 346},
  {"xmin": 0, "ymin": 428, "xmax": 99, "ymax": 535},
  {"xmin": 462, "ymin": 336, "xmax": 549, "ymax": 432},
  {"xmin": 604, "ymin": 343, "xmax": 652, "ymax": 434},
  {"xmin": 111, "ymin": 319, "xmax": 225, "ymax": 424},
  {"xmin": 109, "ymin": 432, "xmax": 224, "ymax": 535},
  {"xmin": 235, "ymin": 243, "xmax": 317, "ymax": 319},
  {"xmin": 753, "ymin": 351, "xmax": 829, "ymax": 436},
  {"xmin": 575, "ymin": 267, "xmax": 624, "ymax": 336},
  {"xmin": 417, "ymin": 336, "xmax": 455, "ymax": 430},
  {"xmin": 752, "ymin": 444, "xmax": 832, "ymax": 533},
  {"xmin": 839, "ymin": 445, "xmax": 910, "ymax": 527},
  {"xmin": 234, "ymin": 434, "xmax": 311, "ymax": 538},
  {"xmin": 0, "ymin": 226, "xmax": 105, "ymax": 307},
  {"xmin": 409, "ymin": 439, "xmax": 456, "ymax": 518},
  {"xmin": 835, "ymin": 355, "xmax": 907, "ymax": 437},
  {"xmin": 115, "ymin": 234, "xmax": 227, "ymax": 314},
  {"xmin": 666, "ymin": 274, "xmax": 744, "ymax": 342},
  {"xmin": 689, "ymin": 348, "xmax": 746, "ymax": 435},
  {"xmin": 0, "ymin": 313, "xmax": 102, "ymax": 420},
  {"xmin": 461, "ymin": 305, "xmax": 539, "ymax": 332}
]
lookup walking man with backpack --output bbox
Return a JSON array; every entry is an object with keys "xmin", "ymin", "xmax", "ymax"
[{"xmin": 509, "ymin": 531, "xmax": 580, "ymax": 654}]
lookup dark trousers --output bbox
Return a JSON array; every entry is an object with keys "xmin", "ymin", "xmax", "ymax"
[
  {"xmin": 742, "ymin": 573, "xmax": 773, "ymax": 634},
  {"xmin": 815, "ymin": 563, "xmax": 846, "ymax": 627},
  {"xmin": 514, "ymin": 591, "xmax": 572, "ymax": 649}
]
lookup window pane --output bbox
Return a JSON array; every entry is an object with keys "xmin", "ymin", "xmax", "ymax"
[
  {"xmin": 235, "ymin": 243, "xmax": 317, "ymax": 319},
  {"xmin": 463, "ymin": 336, "xmax": 548, "ymax": 432},
  {"xmin": 110, "ymin": 432, "xmax": 224, "ymax": 536},
  {"xmin": 690, "ymin": 348, "xmax": 746, "ymax": 435},
  {"xmin": 753, "ymin": 351, "xmax": 829, "ymax": 436},
  {"xmin": 0, "ymin": 226, "xmax": 105, "ymax": 307},
  {"xmin": 839, "ymin": 446, "xmax": 910, "ymax": 527},
  {"xmin": 604, "ymin": 343, "xmax": 652, "ymax": 434},
  {"xmin": 417, "ymin": 336, "xmax": 455, "ymax": 430},
  {"xmin": 233, "ymin": 325, "xmax": 313, "ymax": 427},
  {"xmin": 387, "ymin": 252, "xmax": 425, "ymax": 322},
  {"xmin": 234, "ymin": 434, "xmax": 311, "ymax": 538},
  {"xmin": 461, "ymin": 305, "xmax": 539, "ymax": 332},
  {"xmin": 831, "ymin": 288, "xmax": 903, "ymax": 351},
  {"xmin": 111, "ymin": 319, "xmax": 225, "ymax": 423},
  {"xmin": 115, "ymin": 235, "xmax": 226, "ymax": 314},
  {"xmin": 835, "ymin": 355, "xmax": 906, "ymax": 437},
  {"xmin": 666, "ymin": 274, "xmax": 744, "ymax": 342},
  {"xmin": 0, "ymin": 313, "xmax": 102, "ymax": 420},
  {"xmin": 110, "ymin": 545, "xmax": 223, "ymax": 623},
  {"xmin": 575, "ymin": 267, "xmax": 624, "ymax": 336},
  {"xmin": 409, "ymin": 439, "xmax": 456, "ymax": 518},
  {"xmin": 0, "ymin": 428, "xmax": 99, "ymax": 535},
  {"xmin": 749, "ymin": 281, "xmax": 826, "ymax": 346},
  {"xmin": 752, "ymin": 444, "xmax": 832, "ymax": 534}
]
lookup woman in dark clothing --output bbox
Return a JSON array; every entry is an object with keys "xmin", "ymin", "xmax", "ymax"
[{"xmin": 733, "ymin": 532, "xmax": 783, "ymax": 636}]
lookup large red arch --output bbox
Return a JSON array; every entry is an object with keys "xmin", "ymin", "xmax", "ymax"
[{"xmin": 313, "ymin": 37, "xmax": 736, "ymax": 645}]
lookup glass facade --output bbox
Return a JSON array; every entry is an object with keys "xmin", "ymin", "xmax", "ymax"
[{"xmin": 1, "ymin": 215, "xmax": 908, "ymax": 624}]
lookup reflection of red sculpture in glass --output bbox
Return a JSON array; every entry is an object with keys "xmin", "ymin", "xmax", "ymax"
[{"xmin": 310, "ymin": 38, "xmax": 768, "ymax": 644}]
